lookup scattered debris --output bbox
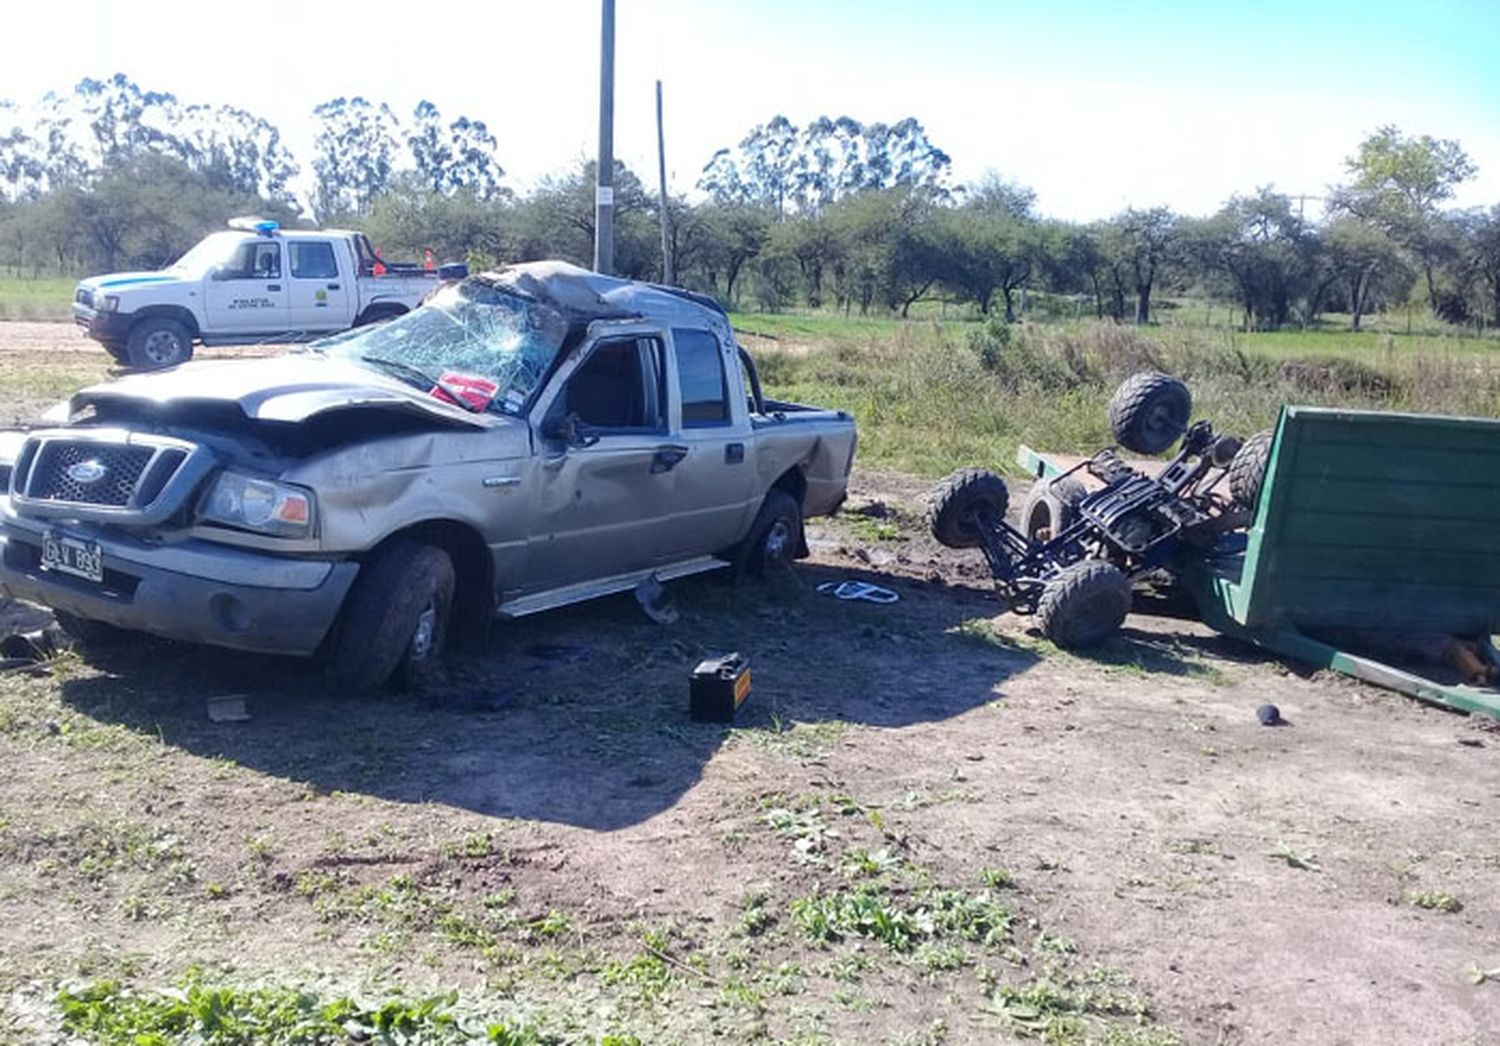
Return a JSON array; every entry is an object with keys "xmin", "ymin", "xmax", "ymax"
[
  {"xmin": 1256, "ymin": 703, "xmax": 1286, "ymax": 726},
  {"xmin": 817, "ymin": 580, "xmax": 900, "ymax": 604},
  {"xmin": 206, "ymin": 694, "xmax": 251, "ymax": 723},
  {"xmin": 634, "ymin": 573, "xmax": 680, "ymax": 625},
  {"xmin": 1468, "ymin": 963, "xmax": 1500, "ymax": 986}
]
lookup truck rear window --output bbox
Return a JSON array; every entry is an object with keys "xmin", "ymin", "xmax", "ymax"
[{"xmin": 290, "ymin": 242, "xmax": 338, "ymax": 280}]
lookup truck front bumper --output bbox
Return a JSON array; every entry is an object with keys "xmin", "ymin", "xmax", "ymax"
[
  {"xmin": 0, "ymin": 513, "xmax": 358, "ymax": 657},
  {"xmin": 72, "ymin": 304, "xmax": 133, "ymax": 345}
]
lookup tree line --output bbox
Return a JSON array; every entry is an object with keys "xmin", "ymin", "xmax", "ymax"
[{"xmin": 2, "ymin": 75, "xmax": 1498, "ymax": 331}]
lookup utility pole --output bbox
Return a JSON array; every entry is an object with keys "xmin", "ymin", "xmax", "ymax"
[
  {"xmin": 656, "ymin": 80, "xmax": 673, "ymax": 285},
  {"xmin": 594, "ymin": 0, "xmax": 616, "ymax": 275}
]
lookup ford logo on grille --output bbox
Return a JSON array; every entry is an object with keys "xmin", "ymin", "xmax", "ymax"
[{"xmin": 66, "ymin": 460, "xmax": 108, "ymax": 484}]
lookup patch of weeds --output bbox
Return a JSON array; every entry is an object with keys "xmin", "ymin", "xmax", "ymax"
[
  {"xmin": 740, "ymin": 889, "xmax": 776, "ymax": 936},
  {"xmin": 980, "ymin": 867, "xmax": 1014, "ymax": 889},
  {"xmin": 1269, "ymin": 843, "xmax": 1321, "ymax": 872},
  {"xmin": 1166, "ymin": 838, "xmax": 1220, "ymax": 857},
  {"xmin": 791, "ymin": 886, "xmax": 923, "ymax": 952},
  {"xmin": 734, "ymin": 718, "xmax": 850, "ymax": 760},
  {"xmin": 764, "ymin": 805, "xmax": 840, "ymax": 864},
  {"xmin": 1404, "ymin": 890, "xmax": 1462, "ymax": 913},
  {"xmin": 28, "ymin": 817, "xmax": 198, "ymax": 891},
  {"xmin": 826, "ymin": 952, "xmax": 879, "ymax": 983},
  {"xmin": 917, "ymin": 942, "xmax": 968, "ymax": 975},
  {"xmin": 845, "ymin": 515, "xmax": 905, "ymax": 543},
  {"xmin": 600, "ymin": 951, "xmax": 672, "ymax": 1000},
  {"xmin": 444, "ymin": 831, "xmax": 499, "ymax": 860},
  {"xmin": 526, "ymin": 908, "xmax": 574, "ymax": 941},
  {"xmin": 832, "ymin": 987, "xmax": 881, "ymax": 1011},
  {"xmin": 841, "ymin": 847, "xmax": 902, "ymax": 879},
  {"xmin": 890, "ymin": 1019, "xmax": 949, "ymax": 1046},
  {"xmin": 53, "ymin": 974, "xmax": 546, "ymax": 1045},
  {"xmin": 927, "ymin": 889, "xmax": 1013, "ymax": 947},
  {"xmin": 894, "ymin": 785, "xmax": 977, "ymax": 810},
  {"xmin": 986, "ymin": 965, "xmax": 1156, "ymax": 1042}
]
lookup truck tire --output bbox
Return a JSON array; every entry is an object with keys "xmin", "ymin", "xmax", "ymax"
[
  {"xmin": 1108, "ymin": 372, "xmax": 1191, "ymax": 455},
  {"xmin": 929, "ymin": 468, "xmax": 1008, "ymax": 549},
  {"xmin": 326, "ymin": 539, "xmax": 455, "ymax": 693},
  {"xmin": 1037, "ymin": 559, "xmax": 1131, "ymax": 648},
  {"xmin": 1019, "ymin": 475, "xmax": 1087, "ymax": 543},
  {"xmin": 735, "ymin": 489, "xmax": 804, "ymax": 576},
  {"xmin": 1228, "ymin": 429, "xmax": 1273, "ymax": 512},
  {"xmin": 125, "ymin": 316, "xmax": 193, "ymax": 369}
]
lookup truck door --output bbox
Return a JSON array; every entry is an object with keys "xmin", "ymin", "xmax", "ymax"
[
  {"xmin": 523, "ymin": 331, "xmax": 677, "ymax": 588},
  {"xmin": 203, "ymin": 239, "xmax": 290, "ymax": 333},
  {"xmin": 657, "ymin": 327, "xmax": 757, "ymax": 559},
  {"xmin": 286, "ymin": 240, "xmax": 352, "ymax": 332}
]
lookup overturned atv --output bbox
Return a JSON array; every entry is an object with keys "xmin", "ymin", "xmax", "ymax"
[{"xmin": 930, "ymin": 372, "xmax": 1267, "ymax": 648}]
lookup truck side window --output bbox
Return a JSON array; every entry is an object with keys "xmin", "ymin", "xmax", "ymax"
[
  {"xmin": 289, "ymin": 242, "xmax": 338, "ymax": 280},
  {"xmin": 218, "ymin": 241, "xmax": 281, "ymax": 280},
  {"xmin": 673, "ymin": 329, "xmax": 730, "ymax": 427},
  {"xmin": 560, "ymin": 337, "xmax": 665, "ymax": 432}
]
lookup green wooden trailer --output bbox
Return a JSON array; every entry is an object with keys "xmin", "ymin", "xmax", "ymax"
[{"xmin": 1020, "ymin": 406, "xmax": 1500, "ymax": 720}]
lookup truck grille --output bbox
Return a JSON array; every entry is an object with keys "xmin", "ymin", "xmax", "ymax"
[
  {"xmin": 26, "ymin": 443, "xmax": 154, "ymax": 506},
  {"xmin": 10, "ymin": 432, "xmax": 200, "ymax": 520}
]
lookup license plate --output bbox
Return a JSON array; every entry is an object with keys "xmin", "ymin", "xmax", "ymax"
[{"xmin": 41, "ymin": 531, "xmax": 104, "ymax": 583}]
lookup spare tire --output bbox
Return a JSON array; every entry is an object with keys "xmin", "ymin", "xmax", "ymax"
[
  {"xmin": 929, "ymin": 468, "xmax": 1009, "ymax": 549},
  {"xmin": 1037, "ymin": 559, "xmax": 1131, "ymax": 648},
  {"xmin": 1108, "ymin": 372, "xmax": 1191, "ymax": 455},
  {"xmin": 1019, "ymin": 475, "xmax": 1087, "ymax": 543},
  {"xmin": 1228, "ymin": 429, "xmax": 1274, "ymax": 512}
]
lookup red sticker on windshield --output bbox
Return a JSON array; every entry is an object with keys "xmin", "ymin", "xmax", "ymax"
[{"xmin": 431, "ymin": 372, "xmax": 499, "ymax": 411}]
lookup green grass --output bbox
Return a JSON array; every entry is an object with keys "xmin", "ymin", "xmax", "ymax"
[
  {"xmin": 0, "ymin": 276, "xmax": 74, "ymax": 321},
  {"xmin": 753, "ymin": 314, "xmax": 1500, "ymax": 477}
]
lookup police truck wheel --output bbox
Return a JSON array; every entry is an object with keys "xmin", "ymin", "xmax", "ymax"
[
  {"xmin": 1019, "ymin": 476, "xmax": 1088, "ymax": 543},
  {"xmin": 1108, "ymin": 372, "xmax": 1191, "ymax": 455},
  {"xmin": 1037, "ymin": 559, "xmax": 1132, "ymax": 648},
  {"xmin": 1228, "ymin": 429, "xmax": 1274, "ymax": 512},
  {"xmin": 125, "ymin": 317, "xmax": 193, "ymax": 369},
  {"xmin": 929, "ymin": 468, "xmax": 1009, "ymax": 549},
  {"xmin": 326, "ymin": 540, "xmax": 455, "ymax": 693}
]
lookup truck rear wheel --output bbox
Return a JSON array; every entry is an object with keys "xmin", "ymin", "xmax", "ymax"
[
  {"xmin": 734, "ymin": 489, "xmax": 805, "ymax": 576},
  {"xmin": 326, "ymin": 539, "xmax": 455, "ymax": 693},
  {"xmin": 125, "ymin": 316, "xmax": 193, "ymax": 369}
]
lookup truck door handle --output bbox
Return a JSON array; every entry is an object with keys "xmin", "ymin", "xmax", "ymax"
[
  {"xmin": 327, "ymin": 282, "xmax": 340, "ymax": 290},
  {"xmin": 725, "ymin": 442, "xmax": 745, "ymax": 464},
  {"xmin": 651, "ymin": 444, "xmax": 690, "ymax": 473},
  {"xmin": 267, "ymin": 283, "xmax": 281, "ymax": 291}
]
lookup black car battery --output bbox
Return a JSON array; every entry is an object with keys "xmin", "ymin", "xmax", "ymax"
[{"xmin": 689, "ymin": 653, "xmax": 751, "ymax": 723}]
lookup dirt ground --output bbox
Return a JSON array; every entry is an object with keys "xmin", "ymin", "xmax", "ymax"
[{"xmin": 1, "ymin": 322, "xmax": 1498, "ymax": 1045}]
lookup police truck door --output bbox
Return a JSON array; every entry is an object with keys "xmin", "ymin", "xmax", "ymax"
[{"xmin": 204, "ymin": 239, "xmax": 290, "ymax": 333}]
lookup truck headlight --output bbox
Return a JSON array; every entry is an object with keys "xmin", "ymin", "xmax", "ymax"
[
  {"xmin": 199, "ymin": 471, "xmax": 315, "ymax": 537},
  {"xmin": 97, "ymin": 295, "xmax": 120, "ymax": 312}
]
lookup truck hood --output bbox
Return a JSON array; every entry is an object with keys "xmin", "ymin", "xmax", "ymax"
[
  {"xmin": 70, "ymin": 353, "xmax": 492, "ymax": 429},
  {"xmin": 79, "ymin": 271, "xmax": 184, "ymax": 292}
]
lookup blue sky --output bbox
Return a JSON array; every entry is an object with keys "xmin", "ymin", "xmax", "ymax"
[{"xmin": 3, "ymin": 0, "xmax": 1496, "ymax": 220}]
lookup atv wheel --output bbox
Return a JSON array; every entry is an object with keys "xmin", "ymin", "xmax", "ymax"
[
  {"xmin": 1228, "ymin": 429, "xmax": 1273, "ymax": 512},
  {"xmin": 929, "ymin": 468, "xmax": 1009, "ymax": 549},
  {"xmin": 1037, "ymin": 559, "xmax": 1132, "ymax": 648},
  {"xmin": 125, "ymin": 316, "xmax": 193, "ymax": 369},
  {"xmin": 326, "ymin": 539, "xmax": 455, "ymax": 693},
  {"xmin": 1108, "ymin": 372, "xmax": 1191, "ymax": 455},
  {"xmin": 1019, "ymin": 476, "xmax": 1087, "ymax": 543}
]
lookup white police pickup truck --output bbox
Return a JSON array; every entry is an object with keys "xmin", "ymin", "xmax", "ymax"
[{"xmin": 72, "ymin": 219, "xmax": 464, "ymax": 369}]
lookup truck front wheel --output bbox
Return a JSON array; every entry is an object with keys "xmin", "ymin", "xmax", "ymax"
[
  {"xmin": 125, "ymin": 316, "xmax": 194, "ymax": 369},
  {"xmin": 326, "ymin": 539, "xmax": 455, "ymax": 693}
]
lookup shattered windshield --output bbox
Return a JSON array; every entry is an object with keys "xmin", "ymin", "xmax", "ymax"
[{"xmin": 312, "ymin": 280, "xmax": 571, "ymax": 416}]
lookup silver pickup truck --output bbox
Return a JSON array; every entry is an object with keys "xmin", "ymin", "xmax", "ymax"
[{"xmin": 0, "ymin": 262, "xmax": 856, "ymax": 690}]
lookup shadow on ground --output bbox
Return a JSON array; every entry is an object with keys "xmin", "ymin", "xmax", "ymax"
[{"xmin": 59, "ymin": 563, "xmax": 1057, "ymax": 830}]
